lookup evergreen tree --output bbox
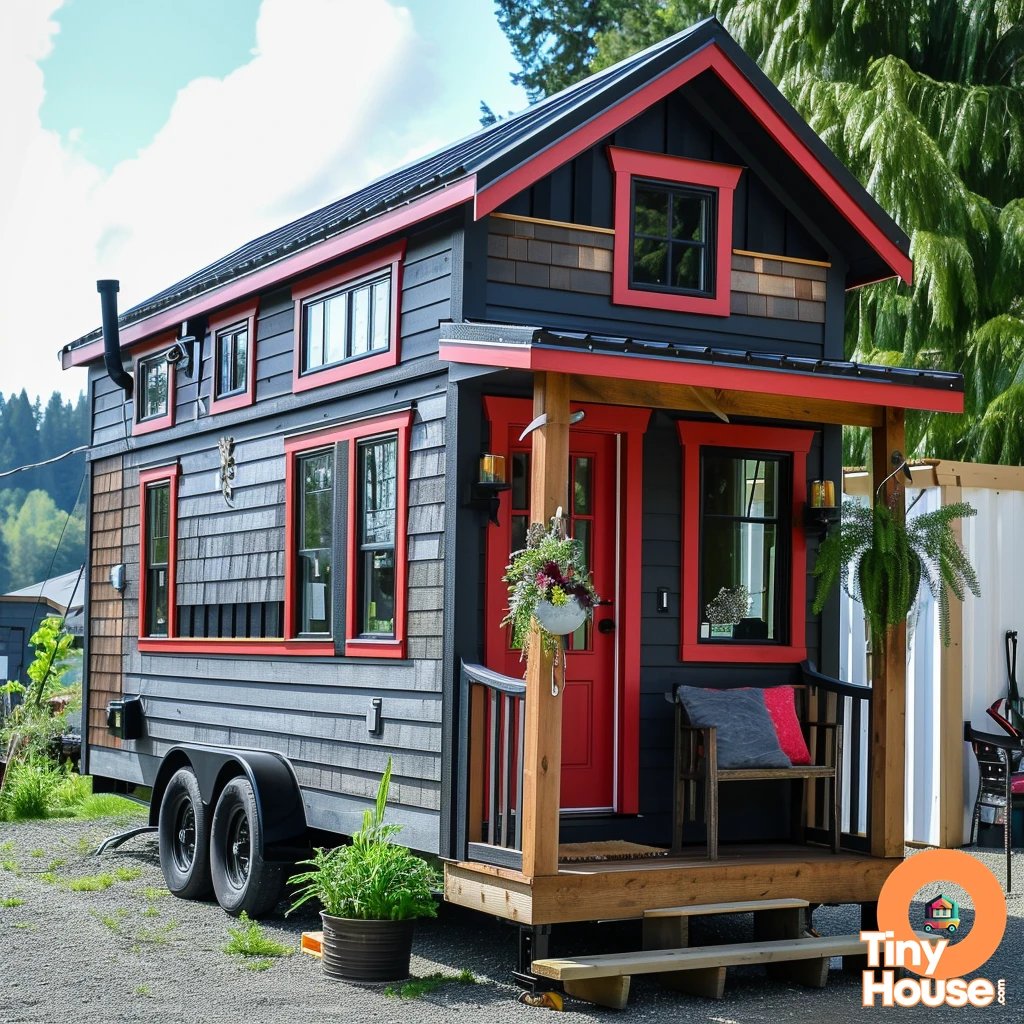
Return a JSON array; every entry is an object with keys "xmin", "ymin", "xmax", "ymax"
[
  {"xmin": 495, "ymin": 0, "xmax": 1024, "ymax": 462},
  {"xmin": 1, "ymin": 490, "xmax": 85, "ymax": 591}
]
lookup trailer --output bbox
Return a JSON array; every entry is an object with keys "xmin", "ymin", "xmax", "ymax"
[{"xmin": 61, "ymin": 16, "xmax": 962, "ymax": 981}]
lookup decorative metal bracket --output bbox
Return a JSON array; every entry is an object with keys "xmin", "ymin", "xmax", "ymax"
[{"xmin": 218, "ymin": 436, "xmax": 236, "ymax": 506}]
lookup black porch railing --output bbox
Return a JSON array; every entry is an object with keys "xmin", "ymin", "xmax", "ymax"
[
  {"xmin": 801, "ymin": 662, "xmax": 873, "ymax": 852},
  {"xmin": 456, "ymin": 662, "xmax": 525, "ymax": 871}
]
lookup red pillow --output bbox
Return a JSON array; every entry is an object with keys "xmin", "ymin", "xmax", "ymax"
[
  {"xmin": 986, "ymin": 698, "xmax": 1023, "ymax": 740},
  {"xmin": 763, "ymin": 686, "xmax": 812, "ymax": 766}
]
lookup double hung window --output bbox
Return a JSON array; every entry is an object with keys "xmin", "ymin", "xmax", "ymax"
[{"xmin": 139, "ymin": 465, "xmax": 179, "ymax": 639}]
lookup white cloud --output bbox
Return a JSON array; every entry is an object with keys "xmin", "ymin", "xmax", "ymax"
[{"xmin": 0, "ymin": 0, "xmax": 461, "ymax": 403}]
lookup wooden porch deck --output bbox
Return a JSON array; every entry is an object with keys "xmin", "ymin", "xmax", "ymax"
[{"xmin": 444, "ymin": 843, "xmax": 900, "ymax": 926}]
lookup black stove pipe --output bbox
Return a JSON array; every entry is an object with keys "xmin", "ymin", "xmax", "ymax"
[{"xmin": 97, "ymin": 279, "xmax": 133, "ymax": 398}]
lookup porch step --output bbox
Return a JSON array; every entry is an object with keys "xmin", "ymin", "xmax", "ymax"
[
  {"xmin": 532, "ymin": 933, "xmax": 865, "ymax": 1009},
  {"xmin": 642, "ymin": 897, "xmax": 809, "ymax": 953},
  {"xmin": 644, "ymin": 897, "xmax": 809, "ymax": 919}
]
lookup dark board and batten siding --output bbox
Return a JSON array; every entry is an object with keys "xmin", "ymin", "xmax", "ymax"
[{"xmin": 85, "ymin": 221, "xmax": 454, "ymax": 853}]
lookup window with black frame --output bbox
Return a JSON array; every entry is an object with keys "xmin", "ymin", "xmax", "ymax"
[
  {"xmin": 631, "ymin": 179, "xmax": 715, "ymax": 295},
  {"xmin": 358, "ymin": 436, "xmax": 397, "ymax": 636},
  {"xmin": 297, "ymin": 449, "xmax": 333, "ymax": 635},
  {"xmin": 137, "ymin": 354, "xmax": 169, "ymax": 421},
  {"xmin": 215, "ymin": 323, "xmax": 248, "ymax": 399},
  {"xmin": 699, "ymin": 451, "xmax": 789, "ymax": 643},
  {"xmin": 301, "ymin": 273, "xmax": 391, "ymax": 375},
  {"xmin": 144, "ymin": 481, "xmax": 170, "ymax": 636}
]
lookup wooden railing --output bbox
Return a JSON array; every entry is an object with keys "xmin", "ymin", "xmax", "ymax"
[
  {"xmin": 801, "ymin": 662, "xmax": 873, "ymax": 852},
  {"xmin": 456, "ymin": 662, "xmax": 526, "ymax": 871}
]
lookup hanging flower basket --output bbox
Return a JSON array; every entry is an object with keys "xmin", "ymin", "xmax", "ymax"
[
  {"xmin": 534, "ymin": 597, "xmax": 588, "ymax": 636},
  {"xmin": 501, "ymin": 514, "xmax": 599, "ymax": 657}
]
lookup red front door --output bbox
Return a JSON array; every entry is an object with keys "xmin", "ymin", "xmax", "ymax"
[{"xmin": 484, "ymin": 409, "xmax": 618, "ymax": 811}]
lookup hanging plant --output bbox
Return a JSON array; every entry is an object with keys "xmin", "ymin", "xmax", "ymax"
[
  {"xmin": 812, "ymin": 499, "xmax": 980, "ymax": 646},
  {"xmin": 501, "ymin": 518, "xmax": 599, "ymax": 658}
]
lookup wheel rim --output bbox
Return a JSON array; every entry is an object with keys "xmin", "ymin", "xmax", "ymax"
[
  {"xmin": 223, "ymin": 805, "xmax": 251, "ymax": 888},
  {"xmin": 171, "ymin": 797, "xmax": 197, "ymax": 873}
]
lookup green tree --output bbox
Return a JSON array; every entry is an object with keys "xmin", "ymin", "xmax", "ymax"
[
  {"xmin": 1, "ymin": 490, "xmax": 85, "ymax": 591},
  {"xmin": 495, "ymin": 0, "xmax": 1024, "ymax": 462}
]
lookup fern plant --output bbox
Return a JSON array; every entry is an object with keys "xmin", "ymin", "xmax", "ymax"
[
  {"xmin": 288, "ymin": 757, "xmax": 439, "ymax": 921},
  {"xmin": 812, "ymin": 499, "xmax": 979, "ymax": 646}
]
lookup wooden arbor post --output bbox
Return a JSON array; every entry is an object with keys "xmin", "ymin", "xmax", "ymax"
[
  {"xmin": 520, "ymin": 372, "xmax": 570, "ymax": 878},
  {"xmin": 869, "ymin": 407, "xmax": 907, "ymax": 859}
]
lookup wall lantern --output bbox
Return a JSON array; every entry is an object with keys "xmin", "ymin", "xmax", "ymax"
[
  {"xmin": 804, "ymin": 478, "xmax": 840, "ymax": 539},
  {"xmin": 466, "ymin": 453, "xmax": 511, "ymax": 526}
]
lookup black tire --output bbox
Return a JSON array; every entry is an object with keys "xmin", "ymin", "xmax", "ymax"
[
  {"xmin": 210, "ymin": 776, "xmax": 284, "ymax": 918},
  {"xmin": 158, "ymin": 767, "xmax": 213, "ymax": 899}
]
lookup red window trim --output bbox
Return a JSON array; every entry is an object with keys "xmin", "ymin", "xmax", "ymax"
[
  {"xmin": 138, "ymin": 464, "xmax": 180, "ymax": 642},
  {"xmin": 209, "ymin": 299, "xmax": 258, "ymax": 414},
  {"xmin": 291, "ymin": 241, "xmax": 405, "ymax": 394},
  {"xmin": 608, "ymin": 147, "xmax": 742, "ymax": 317},
  {"xmin": 676, "ymin": 421, "xmax": 811, "ymax": 663},
  {"xmin": 132, "ymin": 333, "xmax": 178, "ymax": 435},
  {"xmin": 284, "ymin": 409, "xmax": 412, "ymax": 658}
]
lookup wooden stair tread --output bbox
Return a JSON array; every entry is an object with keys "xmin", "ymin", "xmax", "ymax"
[
  {"xmin": 645, "ymin": 897, "xmax": 808, "ymax": 919},
  {"xmin": 533, "ymin": 934, "xmax": 866, "ymax": 980}
]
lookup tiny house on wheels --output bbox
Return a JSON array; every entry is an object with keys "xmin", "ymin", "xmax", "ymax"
[{"xmin": 64, "ymin": 18, "xmax": 963, "ymax": 997}]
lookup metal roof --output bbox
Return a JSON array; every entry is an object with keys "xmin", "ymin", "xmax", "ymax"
[
  {"xmin": 3, "ymin": 568, "xmax": 86, "ymax": 612},
  {"xmin": 65, "ymin": 15, "xmax": 910, "ymax": 353}
]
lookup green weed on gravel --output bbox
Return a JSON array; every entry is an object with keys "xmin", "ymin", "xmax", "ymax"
[
  {"xmin": 245, "ymin": 959, "xmax": 275, "ymax": 972},
  {"xmin": 140, "ymin": 886, "xmax": 168, "ymax": 901},
  {"xmin": 385, "ymin": 970, "xmax": 477, "ymax": 999},
  {"xmin": 66, "ymin": 867, "xmax": 141, "ymax": 892},
  {"xmin": 1, "ymin": 897, "xmax": 25, "ymax": 907},
  {"xmin": 223, "ymin": 913, "xmax": 293, "ymax": 959}
]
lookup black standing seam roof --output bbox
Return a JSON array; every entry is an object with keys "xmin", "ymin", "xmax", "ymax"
[{"xmin": 64, "ymin": 16, "xmax": 908, "ymax": 353}]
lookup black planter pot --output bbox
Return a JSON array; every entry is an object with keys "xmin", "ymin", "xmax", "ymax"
[{"xmin": 320, "ymin": 912, "xmax": 415, "ymax": 982}]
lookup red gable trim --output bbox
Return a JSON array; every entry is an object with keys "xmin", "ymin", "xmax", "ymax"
[
  {"xmin": 63, "ymin": 176, "xmax": 476, "ymax": 369},
  {"xmin": 438, "ymin": 340, "xmax": 964, "ymax": 415},
  {"xmin": 474, "ymin": 42, "xmax": 912, "ymax": 286}
]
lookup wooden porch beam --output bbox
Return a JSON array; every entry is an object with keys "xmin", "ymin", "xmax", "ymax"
[
  {"xmin": 569, "ymin": 375, "xmax": 882, "ymax": 427},
  {"xmin": 521, "ymin": 372, "xmax": 570, "ymax": 878},
  {"xmin": 869, "ymin": 407, "xmax": 907, "ymax": 859}
]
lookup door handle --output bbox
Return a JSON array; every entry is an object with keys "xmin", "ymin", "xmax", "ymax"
[{"xmin": 597, "ymin": 618, "xmax": 616, "ymax": 634}]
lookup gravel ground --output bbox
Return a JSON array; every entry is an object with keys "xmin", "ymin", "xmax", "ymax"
[{"xmin": 1, "ymin": 814, "xmax": 1022, "ymax": 1023}]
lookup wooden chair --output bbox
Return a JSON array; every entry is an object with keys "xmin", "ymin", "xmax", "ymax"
[
  {"xmin": 671, "ymin": 684, "xmax": 843, "ymax": 859},
  {"xmin": 964, "ymin": 722, "xmax": 1024, "ymax": 892}
]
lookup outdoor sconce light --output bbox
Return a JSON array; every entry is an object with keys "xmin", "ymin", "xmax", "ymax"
[
  {"xmin": 875, "ymin": 449, "xmax": 915, "ymax": 501},
  {"xmin": 109, "ymin": 563, "xmax": 126, "ymax": 593},
  {"xmin": 466, "ymin": 453, "xmax": 511, "ymax": 526},
  {"xmin": 804, "ymin": 478, "xmax": 840, "ymax": 539}
]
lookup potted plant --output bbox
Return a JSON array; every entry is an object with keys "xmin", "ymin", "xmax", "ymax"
[
  {"xmin": 704, "ymin": 584, "xmax": 750, "ymax": 637},
  {"xmin": 501, "ymin": 515, "xmax": 599, "ymax": 657},
  {"xmin": 288, "ymin": 758, "xmax": 439, "ymax": 982},
  {"xmin": 812, "ymin": 498, "xmax": 979, "ymax": 646}
]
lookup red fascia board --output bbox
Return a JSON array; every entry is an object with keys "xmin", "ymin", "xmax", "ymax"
[
  {"xmin": 208, "ymin": 298, "xmax": 259, "ymax": 415},
  {"xmin": 438, "ymin": 341, "xmax": 964, "ymax": 415},
  {"xmin": 138, "ymin": 638, "xmax": 333, "ymax": 657},
  {"xmin": 474, "ymin": 42, "xmax": 911, "ymax": 285},
  {"xmin": 63, "ymin": 177, "xmax": 476, "ymax": 369}
]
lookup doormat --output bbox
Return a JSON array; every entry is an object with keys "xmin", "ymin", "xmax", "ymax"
[{"xmin": 558, "ymin": 841, "xmax": 669, "ymax": 863}]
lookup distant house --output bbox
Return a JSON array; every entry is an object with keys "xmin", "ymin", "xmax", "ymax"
[
  {"xmin": 0, "ymin": 568, "xmax": 85, "ymax": 685},
  {"xmin": 60, "ymin": 14, "xmax": 961, "ymax": 977}
]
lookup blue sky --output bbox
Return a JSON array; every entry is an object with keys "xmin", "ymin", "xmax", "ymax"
[{"xmin": 1, "ymin": 0, "xmax": 527, "ymax": 402}]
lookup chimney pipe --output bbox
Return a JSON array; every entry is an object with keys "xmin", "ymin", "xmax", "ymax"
[{"xmin": 97, "ymin": 279, "xmax": 133, "ymax": 398}]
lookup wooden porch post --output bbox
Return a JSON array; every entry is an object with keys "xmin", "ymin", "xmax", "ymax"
[
  {"xmin": 520, "ymin": 372, "xmax": 570, "ymax": 878},
  {"xmin": 870, "ymin": 407, "xmax": 907, "ymax": 859}
]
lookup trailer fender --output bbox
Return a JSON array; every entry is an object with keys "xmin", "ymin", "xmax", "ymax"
[{"xmin": 149, "ymin": 746, "xmax": 307, "ymax": 847}]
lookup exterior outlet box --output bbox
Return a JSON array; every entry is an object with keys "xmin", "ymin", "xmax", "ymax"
[
  {"xmin": 366, "ymin": 698, "xmax": 382, "ymax": 735},
  {"xmin": 106, "ymin": 696, "xmax": 144, "ymax": 739}
]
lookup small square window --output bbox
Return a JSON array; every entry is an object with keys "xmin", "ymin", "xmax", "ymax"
[
  {"xmin": 631, "ymin": 182, "xmax": 714, "ymax": 295},
  {"xmin": 137, "ymin": 355, "xmax": 169, "ymax": 422}
]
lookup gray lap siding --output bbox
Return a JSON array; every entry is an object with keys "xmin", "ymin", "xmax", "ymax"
[{"xmin": 85, "ymin": 220, "xmax": 454, "ymax": 853}]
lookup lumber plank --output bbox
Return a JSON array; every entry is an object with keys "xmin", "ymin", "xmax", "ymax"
[
  {"xmin": 645, "ymin": 898, "xmax": 809, "ymax": 919},
  {"xmin": 562, "ymin": 976, "xmax": 630, "ymax": 1010},
  {"xmin": 660, "ymin": 966, "xmax": 726, "ymax": 1000}
]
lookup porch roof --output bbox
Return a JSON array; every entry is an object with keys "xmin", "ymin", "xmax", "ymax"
[{"xmin": 438, "ymin": 322, "xmax": 964, "ymax": 417}]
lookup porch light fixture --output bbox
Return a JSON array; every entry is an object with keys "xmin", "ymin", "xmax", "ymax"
[
  {"xmin": 875, "ymin": 449, "xmax": 915, "ymax": 502},
  {"xmin": 804, "ymin": 478, "xmax": 839, "ymax": 539},
  {"xmin": 466, "ymin": 453, "xmax": 511, "ymax": 526}
]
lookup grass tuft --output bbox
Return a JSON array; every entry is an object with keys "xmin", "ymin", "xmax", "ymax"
[
  {"xmin": 244, "ymin": 959, "xmax": 276, "ymax": 972},
  {"xmin": 385, "ymin": 970, "xmax": 477, "ymax": 999},
  {"xmin": 223, "ymin": 913, "xmax": 294, "ymax": 959},
  {"xmin": 1, "ymin": 897, "xmax": 25, "ymax": 907},
  {"xmin": 68, "ymin": 872, "xmax": 117, "ymax": 892}
]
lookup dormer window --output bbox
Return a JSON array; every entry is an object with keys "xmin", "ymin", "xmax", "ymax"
[{"xmin": 608, "ymin": 147, "xmax": 741, "ymax": 317}]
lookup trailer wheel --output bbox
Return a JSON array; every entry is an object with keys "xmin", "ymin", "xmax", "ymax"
[
  {"xmin": 158, "ymin": 768, "xmax": 213, "ymax": 899},
  {"xmin": 210, "ymin": 776, "xmax": 283, "ymax": 917}
]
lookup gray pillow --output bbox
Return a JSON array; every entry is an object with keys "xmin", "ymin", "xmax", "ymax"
[{"xmin": 676, "ymin": 686, "xmax": 791, "ymax": 769}]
